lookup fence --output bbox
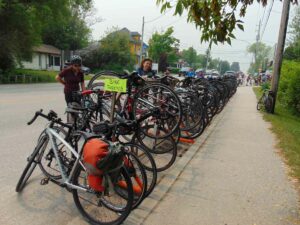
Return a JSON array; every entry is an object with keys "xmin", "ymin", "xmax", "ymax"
[{"xmin": 0, "ymin": 74, "xmax": 54, "ymax": 84}]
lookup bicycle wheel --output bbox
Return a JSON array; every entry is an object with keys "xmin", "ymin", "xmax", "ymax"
[
  {"xmin": 264, "ymin": 94, "xmax": 273, "ymax": 113},
  {"xmin": 133, "ymin": 84, "xmax": 182, "ymax": 139},
  {"xmin": 257, "ymin": 95, "xmax": 264, "ymax": 111},
  {"xmin": 176, "ymin": 90, "xmax": 203, "ymax": 132},
  {"xmin": 72, "ymin": 165, "xmax": 133, "ymax": 225},
  {"xmin": 136, "ymin": 133, "xmax": 177, "ymax": 172},
  {"xmin": 16, "ymin": 136, "xmax": 46, "ymax": 192},
  {"xmin": 122, "ymin": 143, "xmax": 157, "ymax": 198},
  {"xmin": 38, "ymin": 126, "xmax": 69, "ymax": 180}
]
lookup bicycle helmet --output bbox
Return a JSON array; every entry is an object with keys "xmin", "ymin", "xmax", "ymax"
[{"xmin": 70, "ymin": 55, "xmax": 82, "ymax": 65}]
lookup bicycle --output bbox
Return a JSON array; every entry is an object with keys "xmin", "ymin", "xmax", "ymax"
[
  {"xmin": 257, "ymin": 89, "xmax": 274, "ymax": 113},
  {"xmin": 16, "ymin": 110, "xmax": 134, "ymax": 225}
]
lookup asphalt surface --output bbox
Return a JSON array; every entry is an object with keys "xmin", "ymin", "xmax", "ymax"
[
  {"xmin": 0, "ymin": 84, "xmax": 299, "ymax": 225},
  {"xmin": 0, "ymin": 83, "xmax": 83, "ymax": 225}
]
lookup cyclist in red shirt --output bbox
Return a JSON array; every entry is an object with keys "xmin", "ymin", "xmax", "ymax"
[{"xmin": 56, "ymin": 55, "xmax": 86, "ymax": 104}]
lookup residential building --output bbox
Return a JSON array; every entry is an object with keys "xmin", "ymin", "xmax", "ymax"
[
  {"xmin": 21, "ymin": 44, "xmax": 62, "ymax": 71},
  {"xmin": 118, "ymin": 28, "xmax": 148, "ymax": 66}
]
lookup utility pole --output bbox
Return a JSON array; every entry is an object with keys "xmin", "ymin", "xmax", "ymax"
[
  {"xmin": 205, "ymin": 48, "xmax": 210, "ymax": 71},
  {"xmin": 139, "ymin": 16, "xmax": 145, "ymax": 66},
  {"xmin": 270, "ymin": 0, "xmax": 290, "ymax": 113},
  {"xmin": 255, "ymin": 20, "xmax": 261, "ymax": 68}
]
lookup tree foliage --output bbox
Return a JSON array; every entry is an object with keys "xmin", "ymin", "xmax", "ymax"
[
  {"xmin": 148, "ymin": 27, "xmax": 179, "ymax": 71},
  {"xmin": 206, "ymin": 58, "xmax": 230, "ymax": 74},
  {"xmin": 230, "ymin": 62, "xmax": 240, "ymax": 72},
  {"xmin": 219, "ymin": 60, "xmax": 231, "ymax": 74},
  {"xmin": 0, "ymin": 0, "xmax": 92, "ymax": 72},
  {"xmin": 181, "ymin": 47, "xmax": 197, "ymax": 66},
  {"xmin": 247, "ymin": 41, "xmax": 272, "ymax": 73},
  {"xmin": 156, "ymin": 0, "xmax": 298, "ymax": 45},
  {"xmin": 81, "ymin": 28, "xmax": 135, "ymax": 72},
  {"xmin": 284, "ymin": 7, "xmax": 300, "ymax": 61}
]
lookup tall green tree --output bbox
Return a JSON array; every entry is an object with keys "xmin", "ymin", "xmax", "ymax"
[
  {"xmin": 181, "ymin": 47, "xmax": 197, "ymax": 67},
  {"xmin": 195, "ymin": 54, "xmax": 206, "ymax": 68},
  {"xmin": 208, "ymin": 58, "xmax": 220, "ymax": 70},
  {"xmin": 148, "ymin": 27, "xmax": 179, "ymax": 71},
  {"xmin": 230, "ymin": 62, "xmax": 240, "ymax": 72},
  {"xmin": 81, "ymin": 28, "xmax": 134, "ymax": 71},
  {"xmin": 219, "ymin": 60, "xmax": 231, "ymax": 74},
  {"xmin": 0, "ymin": 0, "xmax": 92, "ymax": 73},
  {"xmin": 284, "ymin": 7, "xmax": 300, "ymax": 61},
  {"xmin": 247, "ymin": 42, "xmax": 272, "ymax": 73},
  {"xmin": 41, "ymin": 0, "xmax": 93, "ymax": 50},
  {"xmin": 156, "ymin": 0, "xmax": 297, "ymax": 45}
]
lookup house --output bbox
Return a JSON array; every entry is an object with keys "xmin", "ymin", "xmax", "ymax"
[
  {"xmin": 21, "ymin": 44, "xmax": 62, "ymax": 71},
  {"xmin": 118, "ymin": 28, "xmax": 148, "ymax": 66}
]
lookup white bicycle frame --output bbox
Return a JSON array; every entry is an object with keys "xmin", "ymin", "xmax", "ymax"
[{"xmin": 45, "ymin": 127, "xmax": 89, "ymax": 192}]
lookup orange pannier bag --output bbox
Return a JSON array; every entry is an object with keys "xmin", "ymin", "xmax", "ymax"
[{"xmin": 83, "ymin": 138, "xmax": 109, "ymax": 192}]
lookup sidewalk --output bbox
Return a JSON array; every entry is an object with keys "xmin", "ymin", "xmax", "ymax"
[{"xmin": 128, "ymin": 87, "xmax": 300, "ymax": 225}]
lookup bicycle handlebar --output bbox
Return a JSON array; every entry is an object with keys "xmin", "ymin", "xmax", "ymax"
[
  {"xmin": 27, "ymin": 109, "xmax": 72, "ymax": 129},
  {"xmin": 27, "ymin": 109, "xmax": 43, "ymax": 125}
]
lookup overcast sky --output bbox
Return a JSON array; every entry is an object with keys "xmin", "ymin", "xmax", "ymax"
[{"xmin": 90, "ymin": 0, "xmax": 298, "ymax": 72}]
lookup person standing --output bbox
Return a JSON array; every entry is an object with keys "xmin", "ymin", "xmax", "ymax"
[{"xmin": 56, "ymin": 55, "xmax": 86, "ymax": 105}]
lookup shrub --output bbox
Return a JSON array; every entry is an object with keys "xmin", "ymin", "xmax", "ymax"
[
  {"xmin": 169, "ymin": 67, "xmax": 180, "ymax": 74},
  {"xmin": 278, "ymin": 60, "xmax": 300, "ymax": 114}
]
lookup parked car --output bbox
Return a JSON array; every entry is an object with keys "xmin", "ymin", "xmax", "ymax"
[{"xmin": 224, "ymin": 71, "xmax": 236, "ymax": 77}]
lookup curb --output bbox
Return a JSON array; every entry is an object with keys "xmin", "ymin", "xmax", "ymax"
[{"xmin": 125, "ymin": 106, "xmax": 227, "ymax": 225}]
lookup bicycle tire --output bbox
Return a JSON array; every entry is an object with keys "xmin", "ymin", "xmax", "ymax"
[
  {"xmin": 38, "ymin": 126, "xmax": 68, "ymax": 180},
  {"xmin": 72, "ymin": 165, "xmax": 133, "ymax": 225},
  {"xmin": 136, "ymin": 133, "xmax": 177, "ymax": 172},
  {"xmin": 16, "ymin": 137, "xmax": 46, "ymax": 192},
  {"xmin": 133, "ymin": 83, "xmax": 182, "ymax": 139}
]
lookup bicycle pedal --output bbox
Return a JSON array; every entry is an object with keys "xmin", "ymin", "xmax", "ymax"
[{"xmin": 40, "ymin": 177, "xmax": 49, "ymax": 185}]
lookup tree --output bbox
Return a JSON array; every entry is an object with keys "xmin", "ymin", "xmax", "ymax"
[
  {"xmin": 284, "ymin": 7, "xmax": 300, "ymax": 61},
  {"xmin": 247, "ymin": 42, "xmax": 272, "ymax": 73},
  {"xmin": 208, "ymin": 58, "xmax": 220, "ymax": 70},
  {"xmin": 41, "ymin": 0, "xmax": 93, "ymax": 50},
  {"xmin": 148, "ymin": 27, "xmax": 179, "ymax": 71},
  {"xmin": 156, "ymin": 0, "xmax": 297, "ymax": 45},
  {"xmin": 230, "ymin": 62, "xmax": 240, "ymax": 72},
  {"xmin": 219, "ymin": 60, "xmax": 231, "ymax": 75},
  {"xmin": 195, "ymin": 54, "xmax": 207, "ymax": 68},
  {"xmin": 82, "ymin": 28, "xmax": 134, "ymax": 71},
  {"xmin": 0, "ymin": 0, "xmax": 92, "ymax": 73},
  {"xmin": 289, "ymin": 6, "xmax": 300, "ymax": 43},
  {"xmin": 181, "ymin": 47, "xmax": 197, "ymax": 67}
]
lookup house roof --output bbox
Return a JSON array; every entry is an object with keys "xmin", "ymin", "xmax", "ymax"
[
  {"xmin": 33, "ymin": 44, "xmax": 61, "ymax": 55},
  {"xmin": 130, "ymin": 31, "xmax": 141, "ymax": 36}
]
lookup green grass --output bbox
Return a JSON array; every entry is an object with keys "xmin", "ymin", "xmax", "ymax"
[
  {"xmin": 15, "ymin": 69, "xmax": 57, "ymax": 83},
  {"xmin": 11, "ymin": 69, "xmax": 94, "ymax": 83},
  {"xmin": 253, "ymin": 87, "xmax": 300, "ymax": 179}
]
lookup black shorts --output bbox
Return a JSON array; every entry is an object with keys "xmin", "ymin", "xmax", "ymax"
[{"xmin": 64, "ymin": 92, "xmax": 81, "ymax": 105}]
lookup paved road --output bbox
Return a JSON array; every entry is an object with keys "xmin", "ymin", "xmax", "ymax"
[
  {"xmin": 142, "ymin": 87, "xmax": 300, "ymax": 225},
  {"xmin": 0, "ymin": 84, "xmax": 85, "ymax": 225}
]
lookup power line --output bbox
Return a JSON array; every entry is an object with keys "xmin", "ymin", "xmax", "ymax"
[
  {"xmin": 260, "ymin": 0, "xmax": 274, "ymax": 40},
  {"xmin": 145, "ymin": 8, "xmax": 172, "ymax": 23}
]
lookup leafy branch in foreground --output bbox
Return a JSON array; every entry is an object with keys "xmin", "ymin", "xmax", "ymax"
[{"xmin": 156, "ymin": 0, "xmax": 298, "ymax": 46}]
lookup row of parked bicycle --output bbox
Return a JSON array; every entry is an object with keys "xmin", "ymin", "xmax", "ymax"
[{"xmin": 16, "ymin": 72, "xmax": 238, "ymax": 225}]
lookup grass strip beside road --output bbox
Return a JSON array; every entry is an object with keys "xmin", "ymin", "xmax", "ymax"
[{"xmin": 253, "ymin": 87, "xmax": 300, "ymax": 180}]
